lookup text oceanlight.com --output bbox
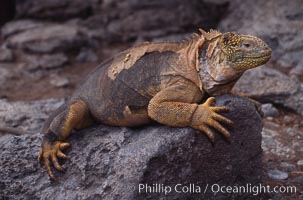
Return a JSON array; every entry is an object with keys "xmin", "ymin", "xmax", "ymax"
[{"xmin": 135, "ymin": 183, "xmax": 297, "ymax": 196}]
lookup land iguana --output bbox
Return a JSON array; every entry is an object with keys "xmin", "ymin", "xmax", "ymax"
[{"xmin": 8, "ymin": 29, "xmax": 272, "ymax": 180}]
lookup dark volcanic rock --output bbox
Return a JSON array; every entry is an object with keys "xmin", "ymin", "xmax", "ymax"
[
  {"xmin": 23, "ymin": 53, "xmax": 69, "ymax": 70},
  {"xmin": 5, "ymin": 23, "xmax": 89, "ymax": 54},
  {"xmin": 13, "ymin": 0, "xmax": 229, "ymax": 41},
  {"xmin": 0, "ymin": 95, "xmax": 263, "ymax": 200},
  {"xmin": 262, "ymin": 122, "xmax": 303, "ymax": 160},
  {"xmin": 0, "ymin": 0, "xmax": 15, "ymax": 27},
  {"xmin": 261, "ymin": 103, "xmax": 279, "ymax": 118},
  {"xmin": 15, "ymin": 0, "xmax": 94, "ymax": 20},
  {"xmin": 75, "ymin": 48, "xmax": 98, "ymax": 63},
  {"xmin": 49, "ymin": 75, "xmax": 69, "ymax": 88},
  {"xmin": 0, "ymin": 64, "xmax": 13, "ymax": 86},
  {"xmin": 234, "ymin": 66, "xmax": 303, "ymax": 115},
  {"xmin": 0, "ymin": 98, "xmax": 65, "ymax": 141},
  {"xmin": 0, "ymin": 47, "xmax": 14, "ymax": 62},
  {"xmin": 1, "ymin": 20, "xmax": 48, "ymax": 39},
  {"xmin": 81, "ymin": 0, "xmax": 229, "ymax": 42},
  {"xmin": 285, "ymin": 84, "xmax": 303, "ymax": 116}
]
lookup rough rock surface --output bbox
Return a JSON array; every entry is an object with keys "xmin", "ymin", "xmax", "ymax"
[
  {"xmin": 5, "ymin": 23, "xmax": 89, "ymax": 53},
  {"xmin": 0, "ymin": 65, "xmax": 13, "ymax": 86},
  {"xmin": 1, "ymin": 20, "xmax": 49, "ymax": 39},
  {"xmin": 13, "ymin": 0, "xmax": 228, "ymax": 42},
  {"xmin": 261, "ymin": 120, "xmax": 303, "ymax": 199},
  {"xmin": 0, "ymin": 95, "xmax": 263, "ymax": 200},
  {"xmin": 262, "ymin": 122, "xmax": 303, "ymax": 161},
  {"xmin": 0, "ymin": 98, "xmax": 65, "ymax": 141},
  {"xmin": 15, "ymin": 0, "xmax": 94, "ymax": 20},
  {"xmin": 49, "ymin": 75, "xmax": 69, "ymax": 88},
  {"xmin": 261, "ymin": 103, "xmax": 279, "ymax": 118},
  {"xmin": 0, "ymin": 48, "xmax": 14, "ymax": 62},
  {"xmin": 96, "ymin": 0, "xmax": 228, "ymax": 42},
  {"xmin": 234, "ymin": 66, "xmax": 303, "ymax": 115},
  {"xmin": 0, "ymin": 0, "xmax": 15, "ymax": 27},
  {"xmin": 22, "ymin": 53, "xmax": 69, "ymax": 70}
]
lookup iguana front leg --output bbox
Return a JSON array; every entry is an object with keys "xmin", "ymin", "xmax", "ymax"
[
  {"xmin": 38, "ymin": 99, "xmax": 95, "ymax": 180},
  {"xmin": 148, "ymin": 81, "xmax": 233, "ymax": 142}
]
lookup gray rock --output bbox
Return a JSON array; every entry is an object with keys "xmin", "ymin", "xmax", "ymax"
[
  {"xmin": 0, "ymin": 95, "xmax": 263, "ymax": 200},
  {"xmin": 23, "ymin": 53, "xmax": 69, "ymax": 70},
  {"xmin": 290, "ymin": 64, "xmax": 303, "ymax": 76},
  {"xmin": 291, "ymin": 176, "xmax": 303, "ymax": 184},
  {"xmin": 15, "ymin": 0, "xmax": 94, "ymax": 20},
  {"xmin": 0, "ymin": 65, "xmax": 12, "ymax": 86},
  {"xmin": 280, "ymin": 162, "xmax": 296, "ymax": 172},
  {"xmin": 76, "ymin": 48, "xmax": 98, "ymax": 63},
  {"xmin": 0, "ymin": 98, "xmax": 65, "ymax": 141},
  {"xmin": 234, "ymin": 66, "xmax": 303, "ymax": 115},
  {"xmin": 297, "ymin": 160, "xmax": 303, "ymax": 168},
  {"xmin": 6, "ymin": 24, "xmax": 89, "ymax": 54},
  {"xmin": 285, "ymin": 84, "xmax": 303, "ymax": 116},
  {"xmin": 0, "ymin": 48, "xmax": 14, "ymax": 62},
  {"xmin": 83, "ymin": 0, "xmax": 228, "ymax": 42},
  {"xmin": 49, "ymin": 75, "xmax": 69, "ymax": 88},
  {"xmin": 267, "ymin": 169, "xmax": 288, "ymax": 180},
  {"xmin": 261, "ymin": 103, "xmax": 279, "ymax": 117},
  {"xmin": 1, "ymin": 20, "xmax": 48, "ymax": 38},
  {"xmin": 262, "ymin": 122, "xmax": 303, "ymax": 160}
]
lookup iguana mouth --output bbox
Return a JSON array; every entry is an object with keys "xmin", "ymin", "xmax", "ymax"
[
  {"xmin": 244, "ymin": 54, "xmax": 271, "ymax": 59},
  {"xmin": 233, "ymin": 54, "xmax": 271, "ymax": 69}
]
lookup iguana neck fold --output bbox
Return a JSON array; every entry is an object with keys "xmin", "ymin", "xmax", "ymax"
[{"xmin": 198, "ymin": 39, "xmax": 243, "ymax": 95}]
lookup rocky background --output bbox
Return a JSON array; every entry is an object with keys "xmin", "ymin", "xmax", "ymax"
[{"xmin": 0, "ymin": 0, "xmax": 302, "ymax": 199}]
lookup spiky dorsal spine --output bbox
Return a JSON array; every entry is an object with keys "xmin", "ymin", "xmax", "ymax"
[
  {"xmin": 199, "ymin": 28, "xmax": 222, "ymax": 41},
  {"xmin": 198, "ymin": 29, "xmax": 222, "ymax": 59}
]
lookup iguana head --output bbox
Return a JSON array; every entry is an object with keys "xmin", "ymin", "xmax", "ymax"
[
  {"xmin": 198, "ymin": 29, "xmax": 272, "ymax": 94},
  {"xmin": 218, "ymin": 32, "xmax": 271, "ymax": 70},
  {"xmin": 200, "ymin": 29, "xmax": 272, "ymax": 71}
]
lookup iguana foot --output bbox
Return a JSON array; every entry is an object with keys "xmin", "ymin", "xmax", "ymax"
[
  {"xmin": 191, "ymin": 97, "xmax": 233, "ymax": 142},
  {"xmin": 38, "ymin": 140, "xmax": 70, "ymax": 180}
]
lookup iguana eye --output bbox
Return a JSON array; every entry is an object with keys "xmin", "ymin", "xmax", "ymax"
[
  {"xmin": 244, "ymin": 43, "xmax": 250, "ymax": 47},
  {"xmin": 242, "ymin": 42, "xmax": 251, "ymax": 48}
]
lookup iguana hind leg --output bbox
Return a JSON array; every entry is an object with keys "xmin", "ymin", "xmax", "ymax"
[{"xmin": 38, "ymin": 99, "xmax": 94, "ymax": 180}]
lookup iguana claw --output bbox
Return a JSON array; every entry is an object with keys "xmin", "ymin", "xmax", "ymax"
[
  {"xmin": 191, "ymin": 97, "xmax": 233, "ymax": 142},
  {"xmin": 38, "ymin": 141, "xmax": 70, "ymax": 180}
]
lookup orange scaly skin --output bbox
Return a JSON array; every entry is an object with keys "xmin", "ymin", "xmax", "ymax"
[{"xmin": 38, "ymin": 29, "xmax": 272, "ymax": 180}]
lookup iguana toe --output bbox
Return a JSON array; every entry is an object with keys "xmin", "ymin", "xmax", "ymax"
[
  {"xmin": 191, "ymin": 97, "xmax": 233, "ymax": 142},
  {"xmin": 212, "ymin": 113, "xmax": 233, "ymax": 126},
  {"xmin": 38, "ymin": 141, "xmax": 70, "ymax": 180},
  {"xmin": 197, "ymin": 124, "xmax": 215, "ymax": 143},
  {"xmin": 207, "ymin": 119, "xmax": 231, "ymax": 138}
]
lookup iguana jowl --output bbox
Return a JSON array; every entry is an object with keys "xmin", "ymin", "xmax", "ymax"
[{"xmin": 38, "ymin": 29, "xmax": 272, "ymax": 180}]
